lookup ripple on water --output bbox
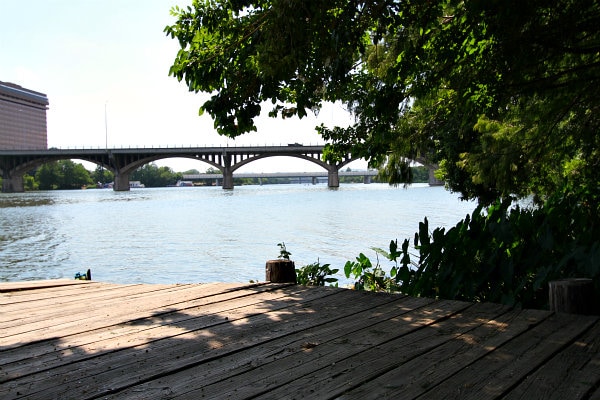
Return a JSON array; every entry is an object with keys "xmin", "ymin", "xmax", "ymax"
[{"xmin": 0, "ymin": 184, "xmax": 477, "ymax": 283}]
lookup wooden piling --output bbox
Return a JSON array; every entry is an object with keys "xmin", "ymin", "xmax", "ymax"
[
  {"xmin": 549, "ymin": 278, "xmax": 597, "ymax": 315},
  {"xmin": 265, "ymin": 259, "xmax": 297, "ymax": 283}
]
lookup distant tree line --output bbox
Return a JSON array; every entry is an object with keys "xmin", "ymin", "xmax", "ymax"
[
  {"xmin": 1, "ymin": 161, "xmax": 432, "ymax": 190},
  {"xmin": 130, "ymin": 164, "xmax": 183, "ymax": 187},
  {"xmin": 34, "ymin": 160, "xmax": 113, "ymax": 190},
  {"xmin": 0, "ymin": 160, "xmax": 182, "ymax": 190}
]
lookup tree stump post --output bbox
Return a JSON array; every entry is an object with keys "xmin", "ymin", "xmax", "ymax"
[
  {"xmin": 549, "ymin": 278, "xmax": 597, "ymax": 315},
  {"xmin": 265, "ymin": 259, "xmax": 297, "ymax": 283}
]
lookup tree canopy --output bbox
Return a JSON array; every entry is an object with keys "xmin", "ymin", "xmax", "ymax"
[
  {"xmin": 165, "ymin": 1, "xmax": 600, "ymax": 306},
  {"xmin": 165, "ymin": 0, "xmax": 599, "ymax": 205}
]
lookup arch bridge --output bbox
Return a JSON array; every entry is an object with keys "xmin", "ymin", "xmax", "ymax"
[{"xmin": 0, "ymin": 145, "xmax": 360, "ymax": 192}]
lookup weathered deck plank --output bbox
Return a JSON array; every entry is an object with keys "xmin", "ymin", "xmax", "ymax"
[
  {"xmin": 0, "ymin": 282, "xmax": 285, "ymax": 346},
  {"xmin": 0, "ymin": 279, "xmax": 95, "ymax": 293},
  {"xmin": 502, "ymin": 317, "xmax": 600, "ymax": 400},
  {"xmin": 109, "ymin": 295, "xmax": 436, "ymax": 399},
  {"xmin": 420, "ymin": 312, "xmax": 598, "ymax": 400},
  {"xmin": 1, "ymin": 283, "xmax": 297, "ymax": 375},
  {"xmin": 333, "ymin": 308, "xmax": 550, "ymax": 399},
  {"xmin": 2, "ymin": 284, "xmax": 344, "ymax": 398},
  {"xmin": 1, "ymin": 280, "xmax": 599, "ymax": 400},
  {"xmin": 193, "ymin": 299, "xmax": 477, "ymax": 399}
]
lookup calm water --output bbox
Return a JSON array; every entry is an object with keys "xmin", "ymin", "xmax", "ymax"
[{"xmin": 0, "ymin": 183, "xmax": 476, "ymax": 285}]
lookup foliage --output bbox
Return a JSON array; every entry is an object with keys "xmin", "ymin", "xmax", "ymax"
[
  {"xmin": 205, "ymin": 167, "xmax": 222, "ymax": 174},
  {"xmin": 296, "ymin": 259, "xmax": 339, "ymax": 287},
  {"xmin": 23, "ymin": 174, "xmax": 38, "ymax": 191},
  {"xmin": 344, "ymin": 251, "xmax": 400, "ymax": 292},
  {"xmin": 91, "ymin": 165, "xmax": 114, "ymax": 185},
  {"xmin": 346, "ymin": 188, "xmax": 600, "ymax": 309},
  {"xmin": 277, "ymin": 242, "xmax": 291, "ymax": 260},
  {"xmin": 165, "ymin": 1, "xmax": 600, "ymax": 204},
  {"xmin": 35, "ymin": 160, "xmax": 93, "ymax": 190},
  {"xmin": 130, "ymin": 163, "xmax": 182, "ymax": 187},
  {"xmin": 167, "ymin": 2, "xmax": 600, "ymax": 305}
]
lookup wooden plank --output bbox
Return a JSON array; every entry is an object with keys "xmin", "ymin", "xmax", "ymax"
[
  {"xmin": 242, "ymin": 302, "xmax": 514, "ymax": 400},
  {"xmin": 0, "ymin": 283, "xmax": 170, "ymax": 323},
  {"xmin": 174, "ymin": 298, "xmax": 476, "ymax": 400},
  {"xmin": 0, "ymin": 282, "xmax": 178, "ymax": 309},
  {"xmin": 0, "ymin": 283, "xmax": 293, "ymax": 366},
  {"xmin": 503, "ymin": 318, "xmax": 600, "ymax": 400},
  {"xmin": 107, "ymin": 295, "xmax": 437, "ymax": 399},
  {"xmin": 0, "ymin": 281, "xmax": 111, "ymax": 305},
  {"xmin": 0, "ymin": 283, "xmax": 277, "ymax": 345},
  {"xmin": 4, "ymin": 281, "xmax": 599, "ymax": 400},
  {"xmin": 329, "ymin": 308, "xmax": 550, "ymax": 399},
  {"xmin": 1, "ymin": 285, "xmax": 343, "ymax": 398},
  {"xmin": 410, "ymin": 313, "xmax": 599, "ymax": 399},
  {"xmin": 0, "ymin": 282, "xmax": 239, "ymax": 324},
  {"xmin": 0, "ymin": 279, "xmax": 95, "ymax": 292}
]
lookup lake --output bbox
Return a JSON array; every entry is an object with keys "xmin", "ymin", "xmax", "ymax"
[{"xmin": 0, "ymin": 183, "xmax": 476, "ymax": 285}]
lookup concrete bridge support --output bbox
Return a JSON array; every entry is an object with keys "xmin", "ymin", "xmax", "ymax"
[
  {"xmin": 1, "ymin": 174, "xmax": 24, "ymax": 193},
  {"xmin": 222, "ymin": 167, "xmax": 234, "ymax": 189},
  {"xmin": 222, "ymin": 154, "xmax": 234, "ymax": 189},
  {"xmin": 327, "ymin": 168, "xmax": 339, "ymax": 188},
  {"xmin": 113, "ymin": 173, "xmax": 131, "ymax": 191}
]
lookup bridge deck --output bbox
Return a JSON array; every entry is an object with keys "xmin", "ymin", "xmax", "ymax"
[{"xmin": 1, "ymin": 280, "xmax": 599, "ymax": 399}]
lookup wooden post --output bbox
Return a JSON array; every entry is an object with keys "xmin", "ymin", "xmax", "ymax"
[
  {"xmin": 265, "ymin": 259, "xmax": 297, "ymax": 283},
  {"xmin": 549, "ymin": 278, "xmax": 597, "ymax": 315}
]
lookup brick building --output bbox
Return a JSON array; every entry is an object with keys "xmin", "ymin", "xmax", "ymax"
[{"xmin": 0, "ymin": 81, "xmax": 49, "ymax": 150}]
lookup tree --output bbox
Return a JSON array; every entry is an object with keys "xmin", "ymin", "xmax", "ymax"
[
  {"xmin": 24, "ymin": 174, "xmax": 37, "ymax": 190},
  {"xmin": 35, "ymin": 160, "xmax": 93, "ymax": 190},
  {"xmin": 131, "ymin": 163, "xmax": 182, "ymax": 187},
  {"xmin": 165, "ymin": 0, "xmax": 599, "ymax": 204},
  {"xmin": 91, "ymin": 165, "xmax": 114, "ymax": 186},
  {"xmin": 36, "ymin": 162, "xmax": 61, "ymax": 190},
  {"xmin": 205, "ymin": 167, "xmax": 222, "ymax": 174},
  {"xmin": 165, "ymin": 1, "xmax": 600, "ymax": 306},
  {"xmin": 60, "ymin": 160, "xmax": 93, "ymax": 189}
]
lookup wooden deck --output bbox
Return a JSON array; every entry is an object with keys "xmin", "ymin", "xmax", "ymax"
[{"xmin": 1, "ymin": 280, "xmax": 600, "ymax": 399}]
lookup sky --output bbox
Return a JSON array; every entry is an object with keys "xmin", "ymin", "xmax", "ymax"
[{"xmin": 0, "ymin": 0, "xmax": 362, "ymax": 172}]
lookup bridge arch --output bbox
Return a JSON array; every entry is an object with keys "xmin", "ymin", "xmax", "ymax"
[
  {"xmin": 229, "ymin": 153, "xmax": 330, "ymax": 173},
  {"xmin": 1, "ymin": 146, "xmax": 374, "ymax": 192},
  {"xmin": 0, "ymin": 155, "xmax": 116, "ymax": 192}
]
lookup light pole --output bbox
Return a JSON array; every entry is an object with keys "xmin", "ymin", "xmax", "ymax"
[{"xmin": 104, "ymin": 101, "xmax": 108, "ymax": 150}]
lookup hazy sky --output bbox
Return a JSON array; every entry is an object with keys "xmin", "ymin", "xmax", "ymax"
[{"xmin": 0, "ymin": 1, "xmax": 360, "ymax": 171}]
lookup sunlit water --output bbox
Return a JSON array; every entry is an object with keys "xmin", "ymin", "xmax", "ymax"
[{"xmin": 0, "ymin": 183, "xmax": 476, "ymax": 285}]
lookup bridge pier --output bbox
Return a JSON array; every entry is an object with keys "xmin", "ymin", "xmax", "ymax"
[
  {"xmin": 113, "ymin": 173, "xmax": 130, "ymax": 191},
  {"xmin": 222, "ymin": 169, "xmax": 233, "ymax": 189},
  {"xmin": 327, "ymin": 169, "xmax": 339, "ymax": 188},
  {"xmin": 222, "ymin": 155, "xmax": 234, "ymax": 189},
  {"xmin": 1, "ymin": 174, "xmax": 24, "ymax": 193}
]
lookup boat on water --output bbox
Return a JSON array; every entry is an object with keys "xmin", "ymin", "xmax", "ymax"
[
  {"xmin": 129, "ymin": 181, "xmax": 145, "ymax": 188},
  {"xmin": 97, "ymin": 181, "xmax": 145, "ymax": 189},
  {"xmin": 175, "ymin": 180, "xmax": 194, "ymax": 187}
]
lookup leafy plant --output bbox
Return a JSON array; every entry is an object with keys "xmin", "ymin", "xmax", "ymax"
[
  {"xmin": 296, "ymin": 259, "xmax": 339, "ymax": 287},
  {"xmin": 346, "ymin": 187, "xmax": 600, "ymax": 309},
  {"xmin": 344, "ymin": 249, "xmax": 402, "ymax": 292},
  {"xmin": 277, "ymin": 242, "xmax": 291, "ymax": 260}
]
